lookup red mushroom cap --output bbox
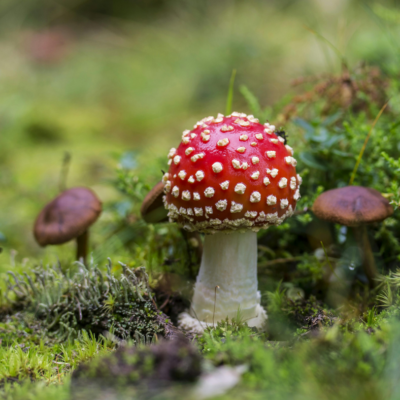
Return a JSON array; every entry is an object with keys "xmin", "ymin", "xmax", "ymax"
[{"xmin": 163, "ymin": 113, "xmax": 301, "ymax": 233}]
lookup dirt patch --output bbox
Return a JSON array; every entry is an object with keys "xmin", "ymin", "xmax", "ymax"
[{"xmin": 71, "ymin": 333, "xmax": 202, "ymax": 399}]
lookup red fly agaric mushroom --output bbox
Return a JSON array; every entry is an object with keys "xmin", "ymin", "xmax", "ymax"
[
  {"xmin": 312, "ymin": 186, "xmax": 393, "ymax": 288},
  {"xmin": 162, "ymin": 112, "xmax": 301, "ymax": 331},
  {"xmin": 34, "ymin": 187, "xmax": 102, "ymax": 263}
]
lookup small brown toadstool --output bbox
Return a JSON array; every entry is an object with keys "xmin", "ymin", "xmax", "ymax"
[
  {"xmin": 312, "ymin": 186, "xmax": 393, "ymax": 288},
  {"xmin": 141, "ymin": 182, "xmax": 169, "ymax": 224},
  {"xmin": 34, "ymin": 187, "xmax": 102, "ymax": 263}
]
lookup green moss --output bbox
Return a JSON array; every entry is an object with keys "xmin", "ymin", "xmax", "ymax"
[{"xmin": 3, "ymin": 259, "xmax": 165, "ymax": 343}]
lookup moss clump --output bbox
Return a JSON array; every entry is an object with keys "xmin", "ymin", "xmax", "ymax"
[
  {"xmin": 4, "ymin": 259, "xmax": 166, "ymax": 343},
  {"xmin": 283, "ymin": 296, "xmax": 336, "ymax": 331}
]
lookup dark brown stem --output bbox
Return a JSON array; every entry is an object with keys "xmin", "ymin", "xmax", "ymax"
[
  {"xmin": 180, "ymin": 229, "xmax": 203, "ymax": 279},
  {"xmin": 352, "ymin": 225, "xmax": 378, "ymax": 288},
  {"xmin": 76, "ymin": 230, "xmax": 89, "ymax": 264}
]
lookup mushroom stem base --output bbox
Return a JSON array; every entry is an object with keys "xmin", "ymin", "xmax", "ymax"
[
  {"xmin": 179, "ymin": 301, "xmax": 267, "ymax": 333},
  {"xmin": 179, "ymin": 230, "xmax": 267, "ymax": 333}
]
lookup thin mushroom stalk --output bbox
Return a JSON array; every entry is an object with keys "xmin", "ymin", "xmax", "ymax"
[
  {"xmin": 191, "ymin": 231, "xmax": 260, "ymax": 323},
  {"xmin": 352, "ymin": 225, "xmax": 378, "ymax": 288},
  {"xmin": 76, "ymin": 230, "xmax": 89, "ymax": 263}
]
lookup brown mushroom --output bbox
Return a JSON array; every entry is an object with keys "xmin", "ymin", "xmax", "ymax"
[
  {"xmin": 312, "ymin": 186, "xmax": 393, "ymax": 288},
  {"xmin": 141, "ymin": 182, "xmax": 203, "ymax": 262},
  {"xmin": 140, "ymin": 182, "xmax": 169, "ymax": 224},
  {"xmin": 34, "ymin": 187, "xmax": 102, "ymax": 263}
]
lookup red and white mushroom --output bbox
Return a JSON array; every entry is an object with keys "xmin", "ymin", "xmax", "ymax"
[{"xmin": 163, "ymin": 112, "xmax": 301, "ymax": 331}]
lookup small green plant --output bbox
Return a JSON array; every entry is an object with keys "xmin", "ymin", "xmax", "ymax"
[{"xmin": 265, "ymin": 281, "xmax": 286, "ymax": 313}]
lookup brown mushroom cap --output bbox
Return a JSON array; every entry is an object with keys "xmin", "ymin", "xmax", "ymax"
[
  {"xmin": 140, "ymin": 181, "xmax": 168, "ymax": 223},
  {"xmin": 34, "ymin": 187, "xmax": 102, "ymax": 246},
  {"xmin": 312, "ymin": 186, "xmax": 393, "ymax": 227}
]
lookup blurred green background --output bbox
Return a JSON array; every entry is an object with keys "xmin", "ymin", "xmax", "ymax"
[{"xmin": 0, "ymin": 0, "xmax": 399, "ymax": 259}]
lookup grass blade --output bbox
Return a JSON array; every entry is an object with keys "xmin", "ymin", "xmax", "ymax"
[
  {"xmin": 240, "ymin": 85, "xmax": 262, "ymax": 118},
  {"xmin": 225, "ymin": 69, "xmax": 236, "ymax": 115}
]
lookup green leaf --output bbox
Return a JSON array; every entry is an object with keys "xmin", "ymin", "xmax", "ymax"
[
  {"xmin": 321, "ymin": 112, "xmax": 343, "ymax": 127},
  {"xmin": 225, "ymin": 69, "xmax": 237, "ymax": 115},
  {"xmin": 293, "ymin": 118, "xmax": 315, "ymax": 137},
  {"xmin": 299, "ymin": 151, "xmax": 328, "ymax": 170},
  {"xmin": 240, "ymin": 85, "xmax": 262, "ymax": 118}
]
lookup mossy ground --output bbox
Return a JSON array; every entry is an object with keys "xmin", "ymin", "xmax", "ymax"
[{"xmin": 2, "ymin": 1, "xmax": 400, "ymax": 399}]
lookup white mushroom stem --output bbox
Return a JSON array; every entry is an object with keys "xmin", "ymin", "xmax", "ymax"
[{"xmin": 180, "ymin": 231, "xmax": 267, "ymax": 331}]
